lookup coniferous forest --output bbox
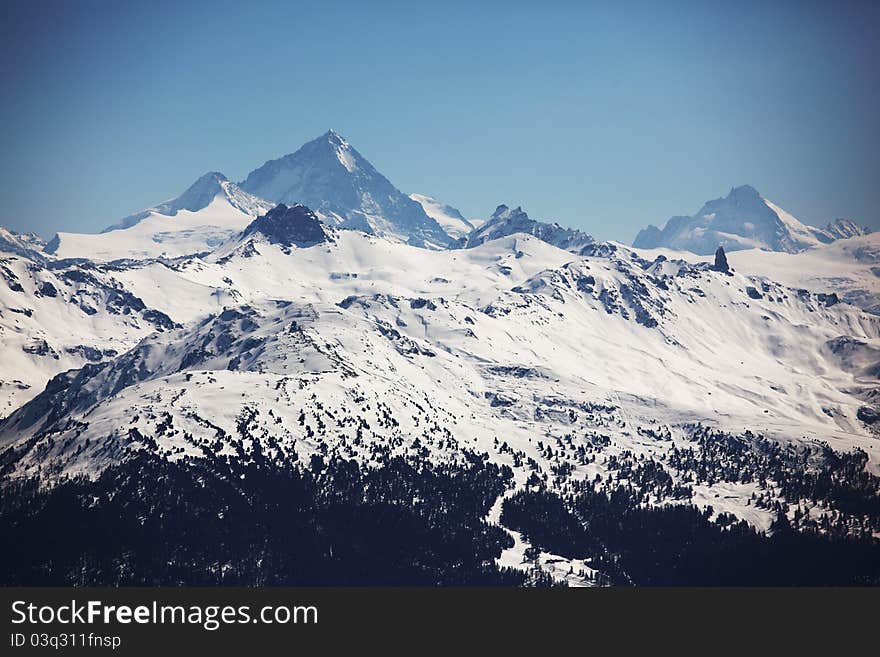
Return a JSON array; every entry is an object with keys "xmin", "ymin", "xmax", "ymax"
[
  {"xmin": 4, "ymin": 433, "xmax": 880, "ymax": 586},
  {"xmin": 0, "ymin": 450, "xmax": 522, "ymax": 586}
]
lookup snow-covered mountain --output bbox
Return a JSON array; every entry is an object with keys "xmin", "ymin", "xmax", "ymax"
[
  {"xmin": 0, "ymin": 247, "xmax": 178, "ymax": 413},
  {"xmin": 211, "ymin": 203, "xmax": 335, "ymax": 261},
  {"xmin": 102, "ymin": 172, "xmax": 272, "ymax": 233},
  {"xmin": 825, "ymin": 218, "xmax": 872, "ymax": 241},
  {"xmin": 464, "ymin": 204, "xmax": 594, "ymax": 252},
  {"xmin": 0, "ymin": 228, "xmax": 47, "ymax": 261},
  {"xmin": 632, "ymin": 185, "xmax": 865, "ymax": 255},
  {"xmin": 409, "ymin": 193, "xmax": 475, "ymax": 239},
  {"xmin": 46, "ymin": 172, "xmax": 274, "ymax": 261},
  {"xmin": 3, "ymin": 221, "xmax": 878, "ymax": 484},
  {"xmin": 4, "ymin": 201, "xmax": 880, "ymax": 584},
  {"xmin": 634, "ymin": 230, "xmax": 880, "ymax": 316},
  {"xmin": 5, "ymin": 152, "xmax": 880, "ymax": 586},
  {"xmin": 240, "ymin": 130, "xmax": 453, "ymax": 248}
]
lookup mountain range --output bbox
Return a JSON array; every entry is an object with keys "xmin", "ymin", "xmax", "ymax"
[
  {"xmin": 39, "ymin": 132, "xmax": 873, "ymax": 265},
  {"xmin": 2, "ymin": 134, "xmax": 880, "ymax": 585}
]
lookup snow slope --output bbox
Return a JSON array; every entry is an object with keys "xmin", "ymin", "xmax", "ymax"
[
  {"xmin": 409, "ymin": 193, "xmax": 475, "ymax": 240},
  {"xmin": 0, "ymin": 250, "xmax": 179, "ymax": 414},
  {"xmin": 0, "ymin": 228, "xmax": 47, "ymax": 259},
  {"xmin": 47, "ymin": 173, "xmax": 273, "ymax": 261},
  {"xmin": 633, "ymin": 232, "xmax": 880, "ymax": 315},
  {"xmin": 3, "ymin": 224, "xmax": 880, "ymax": 550}
]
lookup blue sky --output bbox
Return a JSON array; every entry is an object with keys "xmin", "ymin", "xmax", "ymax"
[{"xmin": 2, "ymin": 0, "xmax": 878, "ymax": 242}]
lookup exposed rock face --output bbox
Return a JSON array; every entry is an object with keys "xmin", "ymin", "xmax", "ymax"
[
  {"xmin": 465, "ymin": 204, "xmax": 593, "ymax": 252},
  {"xmin": 242, "ymin": 204, "xmax": 331, "ymax": 248},
  {"xmin": 825, "ymin": 219, "xmax": 872, "ymax": 241},
  {"xmin": 0, "ymin": 228, "xmax": 47, "ymax": 262},
  {"xmin": 712, "ymin": 246, "xmax": 730, "ymax": 273},
  {"xmin": 857, "ymin": 406, "xmax": 880, "ymax": 425}
]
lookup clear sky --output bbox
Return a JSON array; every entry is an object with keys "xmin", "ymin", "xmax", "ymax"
[{"xmin": 2, "ymin": 0, "xmax": 878, "ymax": 242}]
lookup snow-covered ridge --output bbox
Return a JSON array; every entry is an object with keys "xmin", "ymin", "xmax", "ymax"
[
  {"xmin": 101, "ymin": 172, "xmax": 272, "ymax": 233},
  {"xmin": 632, "ymin": 231, "xmax": 880, "ymax": 316},
  {"xmin": 633, "ymin": 185, "xmax": 871, "ymax": 255},
  {"xmin": 0, "ymin": 251, "xmax": 179, "ymax": 413},
  {"xmin": 825, "ymin": 218, "xmax": 872, "ymax": 241},
  {"xmin": 465, "ymin": 204, "xmax": 594, "ymax": 252},
  {"xmin": 0, "ymin": 228, "xmax": 47, "ymax": 261},
  {"xmin": 46, "ymin": 173, "xmax": 274, "ymax": 262},
  {"xmin": 410, "ymin": 193, "xmax": 475, "ymax": 239},
  {"xmin": 2, "ymin": 228, "xmax": 880, "ymax": 529}
]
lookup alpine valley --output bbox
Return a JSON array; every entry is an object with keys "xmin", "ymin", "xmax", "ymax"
[{"xmin": 3, "ymin": 132, "xmax": 880, "ymax": 586}]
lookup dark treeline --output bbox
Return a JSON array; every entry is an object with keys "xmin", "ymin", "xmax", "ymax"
[
  {"xmin": 6, "ymin": 423, "xmax": 880, "ymax": 586},
  {"xmin": 0, "ymin": 450, "xmax": 523, "ymax": 586},
  {"xmin": 668, "ymin": 427, "xmax": 880, "ymax": 538},
  {"xmin": 502, "ymin": 486, "xmax": 880, "ymax": 586}
]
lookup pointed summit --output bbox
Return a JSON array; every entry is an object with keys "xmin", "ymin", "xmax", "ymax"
[
  {"xmin": 239, "ymin": 131, "xmax": 453, "ymax": 248},
  {"xmin": 101, "ymin": 171, "xmax": 270, "ymax": 234},
  {"xmin": 633, "ymin": 185, "xmax": 831, "ymax": 254},
  {"xmin": 728, "ymin": 184, "xmax": 761, "ymax": 199},
  {"xmin": 711, "ymin": 245, "xmax": 730, "ymax": 273},
  {"xmin": 49, "ymin": 172, "xmax": 274, "ymax": 260}
]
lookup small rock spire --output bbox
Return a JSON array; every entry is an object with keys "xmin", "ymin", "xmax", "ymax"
[{"xmin": 712, "ymin": 245, "xmax": 729, "ymax": 273}]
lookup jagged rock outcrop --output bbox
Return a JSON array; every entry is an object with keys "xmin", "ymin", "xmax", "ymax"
[
  {"xmin": 465, "ymin": 204, "xmax": 593, "ymax": 252},
  {"xmin": 242, "ymin": 204, "xmax": 331, "ymax": 248},
  {"xmin": 712, "ymin": 246, "xmax": 730, "ymax": 273}
]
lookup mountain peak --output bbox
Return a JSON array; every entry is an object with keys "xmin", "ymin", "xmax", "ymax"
[
  {"xmin": 825, "ymin": 218, "xmax": 872, "ymax": 240},
  {"xmin": 492, "ymin": 204, "xmax": 527, "ymax": 222},
  {"xmin": 101, "ymin": 170, "xmax": 255, "ymax": 234},
  {"xmin": 46, "ymin": 171, "xmax": 275, "ymax": 260},
  {"xmin": 466, "ymin": 203, "xmax": 593, "ymax": 252},
  {"xmin": 316, "ymin": 129, "xmax": 352, "ymax": 156},
  {"xmin": 241, "ymin": 203, "xmax": 331, "ymax": 248},
  {"xmin": 729, "ymin": 184, "xmax": 761, "ymax": 198},
  {"xmin": 175, "ymin": 170, "xmax": 229, "ymax": 201},
  {"xmin": 0, "ymin": 226, "xmax": 48, "ymax": 260},
  {"xmin": 724, "ymin": 184, "xmax": 765, "ymax": 210},
  {"xmin": 633, "ymin": 185, "xmax": 827, "ymax": 255},
  {"xmin": 196, "ymin": 170, "xmax": 228, "ymax": 184},
  {"xmin": 239, "ymin": 132, "xmax": 453, "ymax": 248}
]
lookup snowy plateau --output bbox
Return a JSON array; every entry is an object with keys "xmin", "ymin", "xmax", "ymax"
[{"xmin": 2, "ymin": 132, "xmax": 880, "ymax": 586}]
